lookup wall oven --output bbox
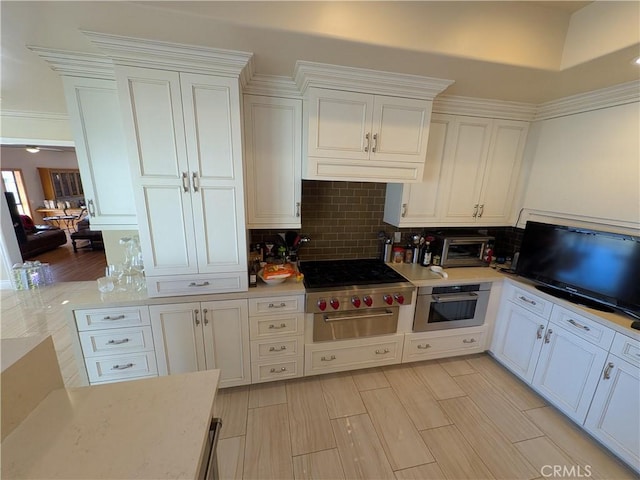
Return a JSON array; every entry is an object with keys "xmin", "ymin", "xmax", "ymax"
[{"xmin": 413, "ymin": 283, "xmax": 491, "ymax": 332}]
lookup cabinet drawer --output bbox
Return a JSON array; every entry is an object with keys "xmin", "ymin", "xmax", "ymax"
[
  {"xmin": 305, "ymin": 335, "xmax": 403, "ymax": 375},
  {"xmin": 146, "ymin": 273, "xmax": 247, "ymax": 297},
  {"xmin": 403, "ymin": 328, "xmax": 486, "ymax": 362},
  {"xmin": 79, "ymin": 326, "xmax": 154, "ymax": 358},
  {"xmin": 249, "ymin": 313, "xmax": 305, "ymax": 339},
  {"xmin": 550, "ymin": 305, "xmax": 614, "ymax": 350},
  {"xmin": 248, "ymin": 295, "xmax": 304, "ymax": 316},
  {"xmin": 75, "ymin": 306, "xmax": 150, "ymax": 331},
  {"xmin": 505, "ymin": 284, "xmax": 552, "ymax": 319},
  {"xmin": 250, "ymin": 336, "xmax": 303, "ymax": 362},
  {"xmin": 611, "ymin": 333, "xmax": 640, "ymax": 367},
  {"xmin": 85, "ymin": 351, "xmax": 158, "ymax": 384},
  {"xmin": 251, "ymin": 357, "xmax": 304, "ymax": 383}
]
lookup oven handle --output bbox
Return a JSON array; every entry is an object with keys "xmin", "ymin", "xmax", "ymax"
[
  {"xmin": 323, "ymin": 310, "xmax": 394, "ymax": 323},
  {"xmin": 432, "ymin": 292, "xmax": 478, "ymax": 303}
]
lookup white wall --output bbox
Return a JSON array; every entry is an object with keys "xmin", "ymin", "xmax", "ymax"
[
  {"xmin": 0, "ymin": 146, "xmax": 79, "ymax": 223},
  {"xmin": 521, "ymin": 101, "xmax": 640, "ymax": 230}
]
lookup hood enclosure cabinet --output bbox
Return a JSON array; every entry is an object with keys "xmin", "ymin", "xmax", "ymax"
[{"xmin": 296, "ymin": 62, "xmax": 454, "ymax": 183}]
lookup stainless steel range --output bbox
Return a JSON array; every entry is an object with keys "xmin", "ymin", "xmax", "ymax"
[{"xmin": 299, "ymin": 259, "xmax": 414, "ymax": 342}]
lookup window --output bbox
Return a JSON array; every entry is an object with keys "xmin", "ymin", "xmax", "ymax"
[{"xmin": 2, "ymin": 169, "xmax": 31, "ymax": 217}]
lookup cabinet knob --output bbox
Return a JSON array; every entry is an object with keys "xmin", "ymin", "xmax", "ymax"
[
  {"xmin": 536, "ymin": 324, "xmax": 545, "ymax": 339},
  {"xmin": 478, "ymin": 204, "xmax": 484, "ymax": 217},
  {"xmin": 296, "ymin": 202, "xmax": 301, "ymax": 217},
  {"xmin": 364, "ymin": 132, "xmax": 370, "ymax": 152},
  {"xmin": 192, "ymin": 172, "xmax": 200, "ymax": 192},
  {"xmin": 544, "ymin": 328, "xmax": 553, "ymax": 344},
  {"xmin": 603, "ymin": 362, "xmax": 614, "ymax": 380},
  {"xmin": 472, "ymin": 204, "xmax": 479, "ymax": 218},
  {"xmin": 417, "ymin": 344, "xmax": 431, "ymax": 349},
  {"xmin": 182, "ymin": 172, "xmax": 189, "ymax": 192},
  {"xmin": 194, "ymin": 309, "xmax": 200, "ymax": 326},
  {"xmin": 375, "ymin": 348, "xmax": 390, "ymax": 354},
  {"xmin": 203, "ymin": 308, "xmax": 209, "ymax": 326},
  {"xmin": 372, "ymin": 133, "xmax": 378, "ymax": 153},
  {"xmin": 401, "ymin": 203, "xmax": 407, "ymax": 217},
  {"xmin": 87, "ymin": 199, "xmax": 96, "ymax": 216}
]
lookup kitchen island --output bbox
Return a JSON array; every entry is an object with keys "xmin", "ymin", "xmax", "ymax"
[{"xmin": 1, "ymin": 362, "xmax": 220, "ymax": 479}]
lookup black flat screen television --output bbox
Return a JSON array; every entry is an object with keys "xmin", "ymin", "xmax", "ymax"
[{"xmin": 516, "ymin": 221, "xmax": 640, "ymax": 319}]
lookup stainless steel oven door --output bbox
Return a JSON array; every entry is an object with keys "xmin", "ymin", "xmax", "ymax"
[
  {"xmin": 313, "ymin": 307, "xmax": 399, "ymax": 341},
  {"xmin": 413, "ymin": 284, "xmax": 490, "ymax": 332}
]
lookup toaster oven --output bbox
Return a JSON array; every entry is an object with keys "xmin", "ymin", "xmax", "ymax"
[{"xmin": 432, "ymin": 234, "xmax": 493, "ymax": 268}]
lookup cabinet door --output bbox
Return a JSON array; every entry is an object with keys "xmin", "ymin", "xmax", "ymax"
[
  {"xmin": 439, "ymin": 117, "xmax": 492, "ymax": 223},
  {"xmin": 532, "ymin": 323, "xmax": 608, "ymax": 424},
  {"xmin": 383, "ymin": 114, "xmax": 453, "ymax": 226},
  {"xmin": 180, "ymin": 73, "xmax": 247, "ymax": 277},
  {"xmin": 477, "ymin": 120, "xmax": 528, "ymax": 224},
  {"xmin": 63, "ymin": 77, "xmax": 136, "ymax": 229},
  {"xmin": 244, "ymin": 95, "xmax": 302, "ymax": 228},
  {"xmin": 370, "ymin": 95, "xmax": 431, "ymax": 164},
  {"xmin": 490, "ymin": 301, "xmax": 546, "ymax": 383},
  {"xmin": 306, "ymin": 87, "xmax": 373, "ymax": 160},
  {"xmin": 150, "ymin": 303, "xmax": 205, "ymax": 376},
  {"xmin": 202, "ymin": 299, "xmax": 251, "ymax": 387},
  {"xmin": 584, "ymin": 355, "xmax": 640, "ymax": 471},
  {"xmin": 116, "ymin": 66, "xmax": 198, "ymax": 276}
]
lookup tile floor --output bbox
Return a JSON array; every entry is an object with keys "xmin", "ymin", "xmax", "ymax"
[{"xmin": 214, "ymin": 355, "xmax": 637, "ymax": 480}]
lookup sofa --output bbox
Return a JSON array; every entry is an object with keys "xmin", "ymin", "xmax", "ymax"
[{"xmin": 17, "ymin": 215, "xmax": 67, "ymax": 259}]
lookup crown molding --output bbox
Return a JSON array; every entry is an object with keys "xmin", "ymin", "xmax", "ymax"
[
  {"xmin": 28, "ymin": 47, "xmax": 115, "ymax": 80},
  {"xmin": 82, "ymin": 31, "xmax": 253, "ymax": 83},
  {"xmin": 1, "ymin": 110, "xmax": 69, "ymax": 121},
  {"xmin": 433, "ymin": 95, "xmax": 536, "ymax": 121},
  {"xmin": 535, "ymin": 80, "xmax": 640, "ymax": 121},
  {"xmin": 294, "ymin": 61, "xmax": 454, "ymax": 100},
  {"xmin": 243, "ymin": 74, "xmax": 301, "ymax": 98}
]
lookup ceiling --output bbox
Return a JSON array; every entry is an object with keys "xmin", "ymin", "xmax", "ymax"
[{"xmin": 1, "ymin": 1, "xmax": 639, "ymax": 135}]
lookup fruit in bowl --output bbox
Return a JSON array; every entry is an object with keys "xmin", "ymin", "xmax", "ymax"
[{"xmin": 258, "ymin": 263, "xmax": 296, "ymax": 285}]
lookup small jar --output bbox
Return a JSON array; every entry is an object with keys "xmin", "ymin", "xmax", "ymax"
[
  {"xmin": 432, "ymin": 254, "xmax": 441, "ymax": 266},
  {"xmin": 392, "ymin": 247, "xmax": 405, "ymax": 263},
  {"xmin": 404, "ymin": 247, "xmax": 413, "ymax": 263}
]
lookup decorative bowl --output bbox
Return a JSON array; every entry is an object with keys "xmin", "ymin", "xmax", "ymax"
[{"xmin": 258, "ymin": 269, "xmax": 292, "ymax": 285}]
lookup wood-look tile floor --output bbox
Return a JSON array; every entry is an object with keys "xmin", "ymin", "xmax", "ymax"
[{"xmin": 214, "ymin": 355, "xmax": 637, "ymax": 480}]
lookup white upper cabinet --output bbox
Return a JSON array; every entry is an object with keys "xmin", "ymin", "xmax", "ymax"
[
  {"xmin": 243, "ymin": 95, "xmax": 302, "ymax": 228},
  {"xmin": 116, "ymin": 66, "xmax": 247, "ymax": 296},
  {"xmin": 439, "ymin": 117, "xmax": 529, "ymax": 225},
  {"xmin": 384, "ymin": 114, "xmax": 453, "ymax": 227},
  {"xmin": 295, "ymin": 61, "xmax": 453, "ymax": 183},
  {"xmin": 304, "ymin": 88, "xmax": 432, "ymax": 182}
]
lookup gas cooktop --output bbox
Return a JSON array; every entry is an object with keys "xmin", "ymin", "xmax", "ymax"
[{"xmin": 299, "ymin": 258, "xmax": 409, "ymax": 290}]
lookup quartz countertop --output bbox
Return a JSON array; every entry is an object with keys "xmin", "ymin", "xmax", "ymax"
[{"xmin": 1, "ymin": 369, "xmax": 220, "ymax": 479}]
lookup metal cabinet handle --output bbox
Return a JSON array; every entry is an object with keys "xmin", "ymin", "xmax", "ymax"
[
  {"xmin": 372, "ymin": 133, "xmax": 378, "ymax": 153},
  {"xmin": 194, "ymin": 309, "xmax": 200, "ymax": 326},
  {"xmin": 462, "ymin": 338, "xmax": 477, "ymax": 344},
  {"xmin": 111, "ymin": 363, "xmax": 134, "ymax": 370},
  {"xmin": 268, "ymin": 323, "xmax": 287, "ymax": 330},
  {"xmin": 375, "ymin": 348, "xmax": 390, "ymax": 354},
  {"xmin": 203, "ymin": 308, "xmax": 209, "ymax": 326},
  {"xmin": 536, "ymin": 324, "xmax": 545, "ymax": 339},
  {"xmin": 472, "ymin": 204, "xmax": 479, "ymax": 217},
  {"xmin": 269, "ymin": 346, "xmax": 287, "ymax": 352},
  {"xmin": 603, "ymin": 362, "xmax": 614, "ymax": 379},
  {"xmin": 107, "ymin": 338, "xmax": 130, "ymax": 345},
  {"xmin": 87, "ymin": 199, "xmax": 96, "ymax": 216},
  {"xmin": 544, "ymin": 328, "xmax": 553, "ymax": 344},
  {"xmin": 270, "ymin": 367, "xmax": 287, "ymax": 373},
  {"xmin": 417, "ymin": 344, "xmax": 431, "ymax": 349},
  {"xmin": 182, "ymin": 172, "xmax": 189, "ymax": 192},
  {"xmin": 189, "ymin": 281, "xmax": 210, "ymax": 287},
  {"xmin": 401, "ymin": 203, "xmax": 407, "ymax": 218},
  {"xmin": 321, "ymin": 355, "xmax": 336, "ymax": 362},
  {"xmin": 364, "ymin": 132, "xmax": 370, "ymax": 152},
  {"xmin": 268, "ymin": 302, "xmax": 287, "ymax": 309},
  {"xmin": 103, "ymin": 315, "xmax": 125, "ymax": 321},
  {"xmin": 296, "ymin": 202, "xmax": 301, "ymax": 217},
  {"xmin": 192, "ymin": 172, "xmax": 200, "ymax": 192},
  {"xmin": 519, "ymin": 295, "xmax": 537, "ymax": 306},
  {"xmin": 478, "ymin": 204, "xmax": 484, "ymax": 217},
  {"xmin": 568, "ymin": 319, "xmax": 590, "ymax": 331}
]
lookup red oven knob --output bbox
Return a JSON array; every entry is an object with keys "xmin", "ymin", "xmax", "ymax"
[
  {"xmin": 317, "ymin": 298, "xmax": 327, "ymax": 311},
  {"xmin": 330, "ymin": 298, "xmax": 340, "ymax": 310},
  {"xmin": 394, "ymin": 293, "xmax": 405, "ymax": 305},
  {"xmin": 383, "ymin": 294, "xmax": 393, "ymax": 305},
  {"xmin": 363, "ymin": 295, "xmax": 373, "ymax": 307},
  {"xmin": 351, "ymin": 296, "xmax": 361, "ymax": 308}
]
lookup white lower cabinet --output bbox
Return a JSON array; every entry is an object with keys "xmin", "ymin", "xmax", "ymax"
[
  {"xmin": 248, "ymin": 295, "xmax": 305, "ymax": 383},
  {"xmin": 150, "ymin": 299, "xmax": 250, "ymax": 388},
  {"xmin": 403, "ymin": 326, "xmax": 487, "ymax": 363},
  {"xmin": 305, "ymin": 334, "xmax": 404, "ymax": 376},
  {"xmin": 74, "ymin": 306, "xmax": 158, "ymax": 385},
  {"xmin": 584, "ymin": 340, "xmax": 640, "ymax": 471}
]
